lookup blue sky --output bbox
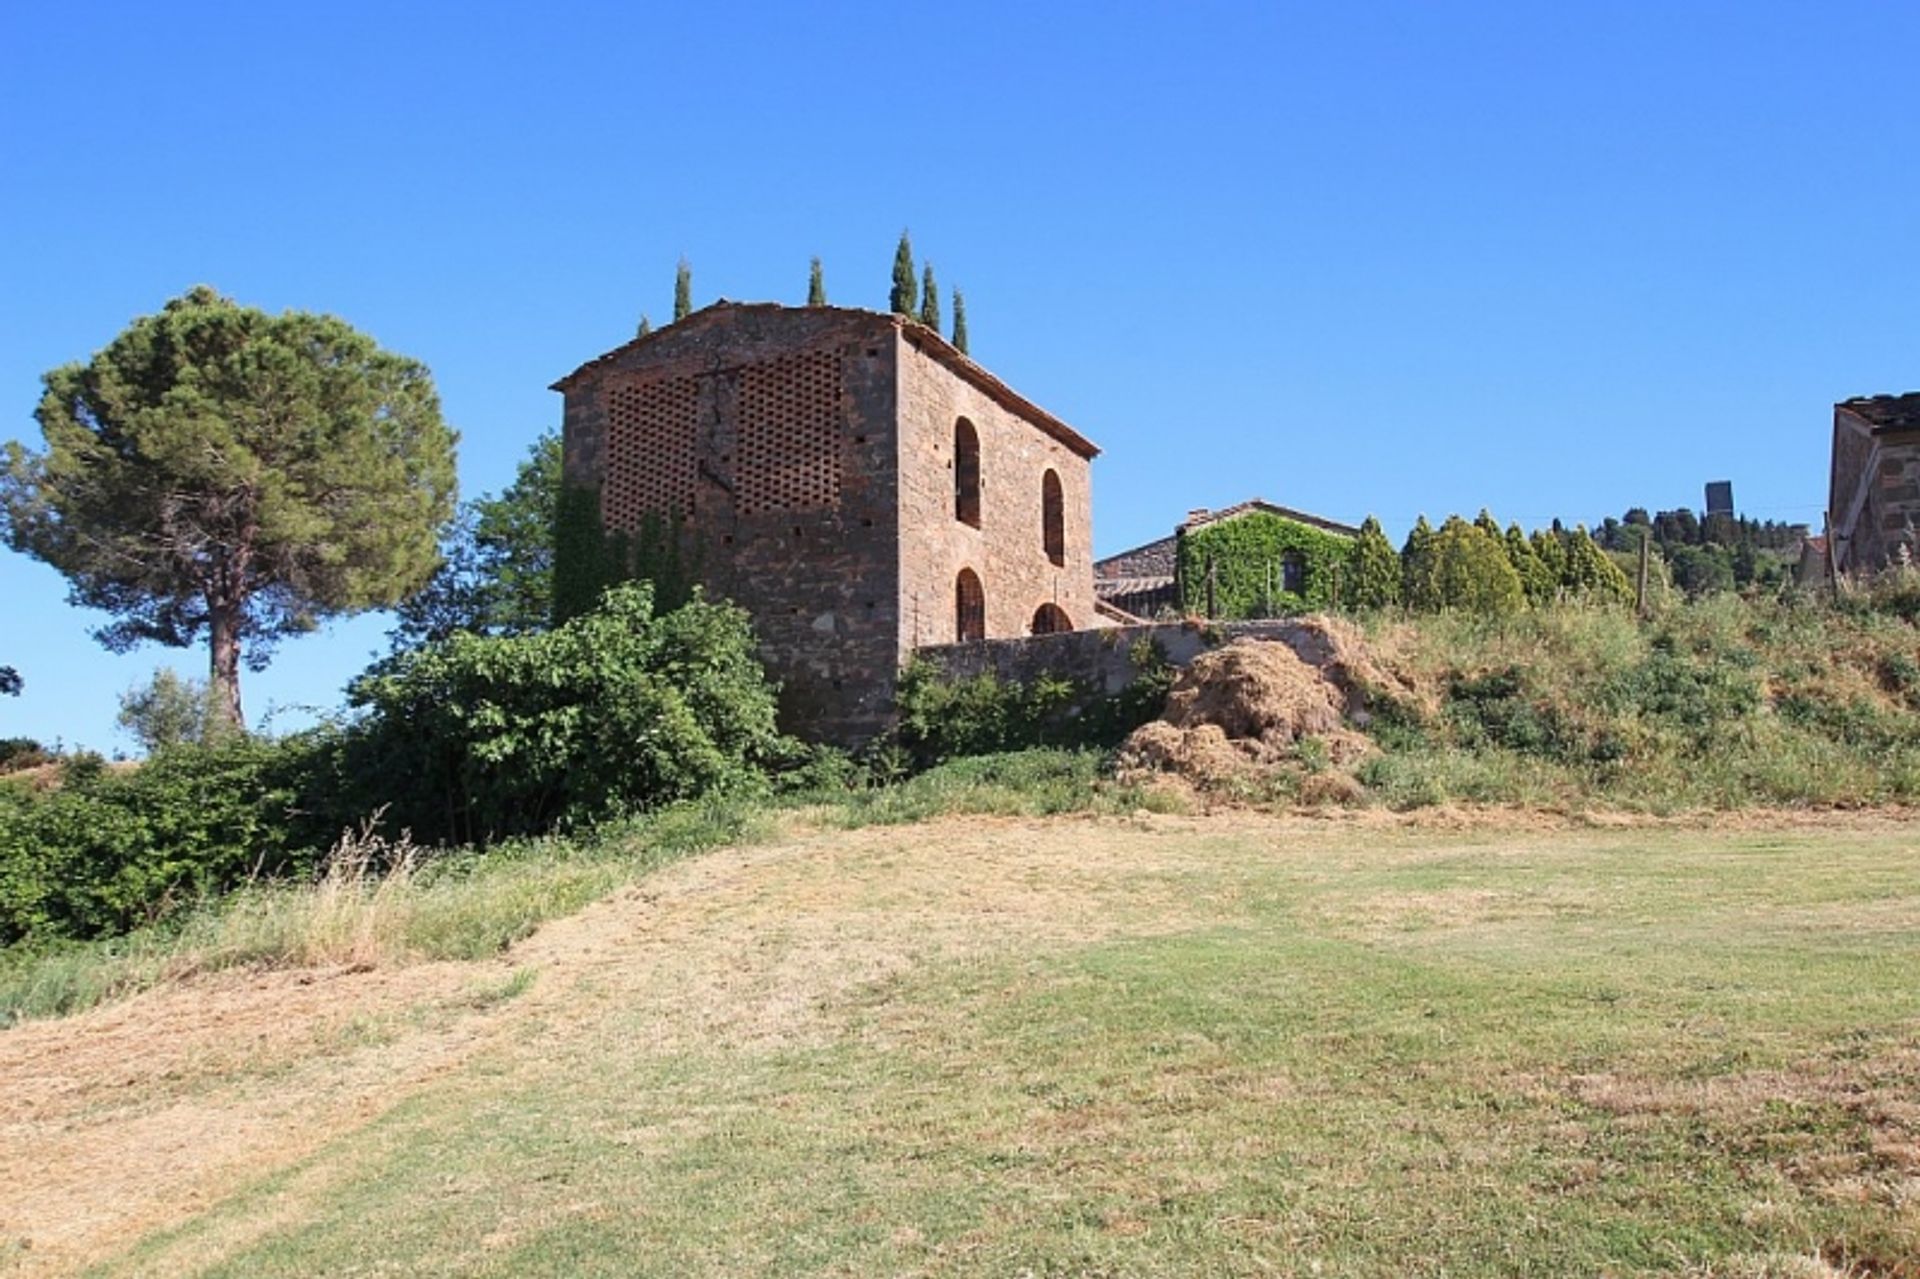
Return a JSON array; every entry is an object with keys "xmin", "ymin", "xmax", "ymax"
[{"xmin": 3, "ymin": 1, "xmax": 1915, "ymax": 751}]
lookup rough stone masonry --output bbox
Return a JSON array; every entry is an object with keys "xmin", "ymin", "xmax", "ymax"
[{"xmin": 553, "ymin": 302, "xmax": 1100, "ymax": 744}]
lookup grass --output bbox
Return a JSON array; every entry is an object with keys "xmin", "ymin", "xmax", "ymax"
[
  {"xmin": 0, "ymin": 753, "xmax": 1170, "ymax": 1026},
  {"xmin": 53, "ymin": 816, "xmax": 1918, "ymax": 1278}
]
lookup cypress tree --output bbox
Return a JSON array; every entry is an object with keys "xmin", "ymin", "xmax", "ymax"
[
  {"xmin": 636, "ymin": 314, "xmax": 653, "ymax": 338},
  {"xmin": 1430, "ymin": 517, "xmax": 1524, "ymax": 615},
  {"xmin": 1505, "ymin": 522, "xmax": 1557, "ymax": 606},
  {"xmin": 1346, "ymin": 516, "xmax": 1402, "ymax": 610},
  {"xmin": 951, "ymin": 288, "xmax": 969, "ymax": 354},
  {"xmin": 807, "ymin": 257, "xmax": 826, "ymax": 306},
  {"xmin": 1562, "ymin": 525, "xmax": 1634, "ymax": 604},
  {"xmin": 673, "ymin": 258, "xmax": 692, "ymax": 322},
  {"xmin": 919, "ymin": 264, "xmax": 939, "ymax": 330},
  {"xmin": 1401, "ymin": 515, "xmax": 1438, "ymax": 611},
  {"xmin": 890, "ymin": 231, "xmax": 917, "ymax": 316}
]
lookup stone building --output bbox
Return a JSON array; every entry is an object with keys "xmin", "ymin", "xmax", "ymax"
[
  {"xmin": 1828, "ymin": 393, "xmax": 1920, "ymax": 575},
  {"xmin": 552, "ymin": 302, "xmax": 1099, "ymax": 743}
]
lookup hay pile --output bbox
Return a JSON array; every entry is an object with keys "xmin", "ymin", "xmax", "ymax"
[{"xmin": 1119, "ymin": 617, "xmax": 1401, "ymax": 793}]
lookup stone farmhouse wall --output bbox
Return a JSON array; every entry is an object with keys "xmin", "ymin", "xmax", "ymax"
[
  {"xmin": 895, "ymin": 326, "xmax": 1095, "ymax": 649},
  {"xmin": 1830, "ymin": 395, "xmax": 1920, "ymax": 575}
]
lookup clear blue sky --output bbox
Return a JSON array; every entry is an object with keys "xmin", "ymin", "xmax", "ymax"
[{"xmin": 3, "ymin": 1, "xmax": 1914, "ymax": 751}]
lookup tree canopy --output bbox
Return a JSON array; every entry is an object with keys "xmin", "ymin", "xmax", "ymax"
[
  {"xmin": 1, "ymin": 286, "xmax": 457, "ymax": 728},
  {"xmin": 674, "ymin": 258, "xmax": 693, "ymax": 322},
  {"xmin": 950, "ymin": 288, "xmax": 969, "ymax": 354},
  {"xmin": 389, "ymin": 430, "xmax": 560, "ymax": 651},
  {"xmin": 807, "ymin": 257, "xmax": 826, "ymax": 306}
]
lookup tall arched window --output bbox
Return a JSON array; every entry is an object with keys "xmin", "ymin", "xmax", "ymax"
[
  {"xmin": 954, "ymin": 418, "xmax": 981, "ymax": 528},
  {"xmin": 1041, "ymin": 469, "xmax": 1065, "ymax": 566},
  {"xmin": 1030, "ymin": 603, "xmax": 1071, "ymax": 635},
  {"xmin": 956, "ymin": 568, "xmax": 985, "ymax": 642}
]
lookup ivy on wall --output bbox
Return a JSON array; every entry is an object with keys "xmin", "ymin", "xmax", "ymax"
[
  {"xmin": 1176, "ymin": 511, "xmax": 1354, "ymax": 618},
  {"xmin": 552, "ymin": 484, "xmax": 700, "ymax": 624}
]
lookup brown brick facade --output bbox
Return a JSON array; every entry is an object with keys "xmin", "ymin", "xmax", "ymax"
[{"xmin": 553, "ymin": 303, "xmax": 1098, "ymax": 744}]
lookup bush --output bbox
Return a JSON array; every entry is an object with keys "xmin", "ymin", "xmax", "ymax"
[
  {"xmin": 0, "ymin": 736, "xmax": 317, "ymax": 945},
  {"xmin": 337, "ymin": 582, "xmax": 785, "ymax": 846},
  {"xmin": 894, "ymin": 640, "xmax": 1173, "ymax": 767}
]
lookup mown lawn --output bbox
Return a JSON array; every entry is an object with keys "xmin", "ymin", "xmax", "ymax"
[{"xmin": 79, "ymin": 817, "xmax": 1920, "ymax": 1277}]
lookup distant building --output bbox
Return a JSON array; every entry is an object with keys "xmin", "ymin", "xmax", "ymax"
[
  {"xmin": 1828, "ymin": 392, "xmax": 1920, "ymax": 575},
  {"xmin": 1704, "ymin": 481, "xmax": 1734, "ymax": 516},
  {"xmin": 1096, "ymin": 499, "xmax": 1359, "ymax": 619}
]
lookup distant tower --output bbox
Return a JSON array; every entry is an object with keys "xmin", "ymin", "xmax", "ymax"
[{"xmin": 1704, "ymin": 481, "xmax": 1734, "ymax": 516}]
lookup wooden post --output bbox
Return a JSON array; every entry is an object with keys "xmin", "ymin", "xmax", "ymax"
[{"xmin": 1635, "ymin": 531, "xmax": 1650, "ymax": 619}]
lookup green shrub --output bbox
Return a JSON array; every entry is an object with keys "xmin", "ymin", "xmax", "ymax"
[
  {"xmin": 339, "ymin": 582, "xmax": 785, "ymax": 846},
  {"xmin": 0, "ymin": 736, "xmax": 318, "ymax": 945},
  {"xmin": 894, "ymin": 641, "xmax": 1173, "ymax": 767}
]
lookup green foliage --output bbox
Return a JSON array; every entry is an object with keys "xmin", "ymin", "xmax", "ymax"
[
  {"xmin": 893, "ymin": 641, "xmax": 1173, "ymax": 767},
  {"xmin": 391, "ymin": 431, "xmax": 562, "ymax": 649},
  {"xmin": 1177, "ymin": 511, "xmax": 1354, "ymax": 618},
  {"xmin": 807, "ymin": 257, "xmax": 826, "ymax": 306},
  {"xmin": 636, "ymin": 314, "xmax": 653, "ymax": 338},
  {"xmin": 0, "ymin": 666, "xmax": 17, "ymax": 696},
  {"xmin": 1344, "ymin": 516, "xmax": 1401, "ymax": 610},
  {"xmin": 550, "ymin": 485, "xmax": 697, "ymax": 626},
  {"xmin": 950, "ymin": 288, "xmax": 968, "ymax": 354},
  {"xmin": 341, "ymin": 583, "xmax": 784, "ymax": 847},
  {"xmin": 1427, "ymin": 517, "xmax": 1525, "ymax": 615},
  {"xmin": 0, "ymin": 739, "xmax": 49, "ymax": 773},
  {"xmin": 673, "ymin": 258, "xmax": 692, "ymax": 322},
  {"xmin": 1401, "ymin": 516, "xmax": 1438, "ymax": 610},
  {"xmin": 1504, "ymin": 523, "xmax": 1558, "ymax": 606},
  {"xmin": 117, "ymin": 668, "xmax": 222, "ymax": 753},
  {"xmin": 1, "ymin": 286, "xmax": 456, "ymax": 728},
  {"xmin": 1561, "ymin": 525, "xmax": 1634, "ymax": 604},
  {"xmin": 890, "ymin": 230, "xmax": 917, "ymax": 316},
  {"xmin": 0, "ymin": 736, "xmax": 317, "ymax": 945},
  {"xmin": 919, "ymin": 263, "xmax": 939, "ymax": 330}
]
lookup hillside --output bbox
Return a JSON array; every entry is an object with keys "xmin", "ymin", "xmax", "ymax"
[{"xmin": 2, "ymin": 811, "xmax": 1915, "ymax": 1277}]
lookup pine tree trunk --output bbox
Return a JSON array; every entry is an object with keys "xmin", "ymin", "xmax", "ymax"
[{"xmin": 207, "ymin": 599, "xmax": 245, "ymax": 732}]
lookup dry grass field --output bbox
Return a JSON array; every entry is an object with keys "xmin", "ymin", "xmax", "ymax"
[{"xmin": 2, "ymin": 810, "xmax": 1916, "ymax": 1277}]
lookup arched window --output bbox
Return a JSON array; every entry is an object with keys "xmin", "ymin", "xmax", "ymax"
[
  {"xmin": 954, "ymin": 418, "xmax": 981, "ymax": 528},
  {"xmin": 1030, "ymin": 603, "xmax": 1071, "ymax": 635},
  {"xmin": 1041, "ymin": 469, "xmax": 1065, "ymax": 566},
  {"xmin": 956, "ymin": 569, "xmax": 985, "ymax": 642}
]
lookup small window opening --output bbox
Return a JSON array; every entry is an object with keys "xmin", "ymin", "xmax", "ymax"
[
  {"xmin": 1041, "ymin": 469, "xmax": 1065, "ymax": 566},
  {"xmin": 954, "ymin": 418, "xmax": 981, "ymax": 528},
  {"xmin": 956, "ymin": 568, "xmax": 985, "ymax": 642},
  {"xmin": 1281, "ymin": 550, "xmax": 1306, "ymax": 595}
]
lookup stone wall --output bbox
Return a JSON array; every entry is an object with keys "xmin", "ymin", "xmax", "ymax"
[
  {"xmin": 1830, "ymin": 403, "xmax": 1920, "ymax": 574},
  {"xmin": 894, "ymin": 329, "xmax": 1096, "ymax": 651},
  {"xmin": 916, "ymin": 619, "xmax": 1337, "ymax": 697}
]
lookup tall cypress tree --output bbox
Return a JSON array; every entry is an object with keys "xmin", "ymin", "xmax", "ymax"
[
  {"xmin": 807, "ymin": 257, "xmax": 826, "ymax": 306},
  {"xmin": 636, "ymin": 314, "xmax": 653, "ymax": 338},
  {"xmin": 919, "ymin": 264, "xmax": 939, "ymax": 330},
  {"xmin": 1401, "ymin": 515, "xmax": 1439, "ymax": 611},
  {"xmin": 1346, "ymin": 516, "xmax": 1402, "ymax": 610},
  {"xmin": 673, "ymin": 258, "xmax": 692, "ymax": 322},
  {"xmin": 951, "ymin": 288, "xmax": 969, "ymax": 354},
  {"xmin": 889, "ymin": 231, "xmax": 917, "ymax": 316}
]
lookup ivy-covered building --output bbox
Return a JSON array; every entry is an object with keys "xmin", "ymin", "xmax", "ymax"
[{"xmin": 1095, "ymin": 500, "xmax": 1359, "ymax": 620}]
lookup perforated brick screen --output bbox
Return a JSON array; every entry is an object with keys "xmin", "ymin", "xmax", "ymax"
[
  {"xmin": 604, "ymin": 376, "xmax": 698, "ymax": 528},
  {"xmin": 736, "ymin": 351, "xmax": 843, "ymax": 517}
]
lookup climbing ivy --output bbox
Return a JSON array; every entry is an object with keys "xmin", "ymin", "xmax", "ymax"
[
  {"xmin": 1175, "ymin": 511, "xmax": 1354, "ymax": 618},
  {"xmin": 551, "ymin": 484, "xmax": 699, "ymax": 625}
]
